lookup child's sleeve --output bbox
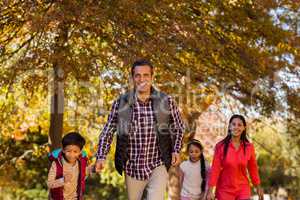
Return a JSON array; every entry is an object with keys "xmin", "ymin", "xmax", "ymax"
[
  {"xmin": 179, "ymin": 161, "xmax": 186, "ymax": 174},
  {"xmin": 47, "ymin": 162, "xmax": 65, "ymax": 189}
]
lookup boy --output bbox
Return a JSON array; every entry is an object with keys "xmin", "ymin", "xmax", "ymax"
[{"xmin": 47, "ymin": 132, "xmax": 90, "ymax": 200}]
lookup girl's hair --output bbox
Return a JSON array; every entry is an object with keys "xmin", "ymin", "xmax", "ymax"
[
  {"xmin": 222, "ymin": 114, "xmax": 249, "ymax": 159},
  {"xmin": 187, "ymin": 139, "xmax": 206, "ymax": 192}
]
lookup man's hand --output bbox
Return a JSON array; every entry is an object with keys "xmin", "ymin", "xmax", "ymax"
[
  {"xmin": 171, "ymin": 152, "xmax": 180, "ymax": 166},
  {"xmin": 95, "ymin": 159, "xmax": 105, "ymax": 173}
]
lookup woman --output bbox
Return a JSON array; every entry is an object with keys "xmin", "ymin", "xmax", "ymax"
[{"xmin": 206, "ymin": 114, "xmax": 264, "ymax": 200}]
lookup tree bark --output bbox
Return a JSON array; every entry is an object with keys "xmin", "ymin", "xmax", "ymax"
[
  {"xmin": 48, "ymin": 22, "xmax": 68, "ymax": 151},
  {"xmin": 49, "ymin": 66, "xmax": 64, "ymax": 150}
]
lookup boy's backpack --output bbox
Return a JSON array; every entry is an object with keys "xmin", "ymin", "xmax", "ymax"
[{"xmin": 48, "ymin": 149, "xmax": 88, "ymax": 200}]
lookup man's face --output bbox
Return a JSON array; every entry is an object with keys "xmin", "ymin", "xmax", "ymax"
[{"xmin": 132, "ymin": 65, "xmax": 153, "ymax": 93}]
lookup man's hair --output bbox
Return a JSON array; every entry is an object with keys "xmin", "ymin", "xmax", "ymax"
[
  {"xmin": 62, "ymin": 132, "xmax": 86, "ymax": 150},
  {"xmin": 131, "ymin": 59, "xmax": 153, "ymax": 76}
]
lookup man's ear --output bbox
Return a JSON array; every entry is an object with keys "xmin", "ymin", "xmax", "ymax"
[{"xmin": 128, "ymin": 76, "xmax": 134, "ymax": 90}]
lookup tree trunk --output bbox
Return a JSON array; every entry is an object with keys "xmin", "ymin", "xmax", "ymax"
[
  {"xmin": 48, "ymin": 22, "xmax": 68, "ymax": 151},
  {"xmin": 49, "ymin": 66, "xmax": 64, "ymax": 150}
]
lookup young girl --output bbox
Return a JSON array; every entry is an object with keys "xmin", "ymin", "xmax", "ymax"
[
  {"xmin": 206, "ymin": 114, "xmax": 264, "ymax": 200},
  {"xmin": 179, "ymin": 139, "xmax": 209, "ymax": 200}
]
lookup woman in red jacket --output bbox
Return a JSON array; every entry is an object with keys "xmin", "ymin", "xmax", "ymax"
[{"xmin": 206, "ymin": 114, "xmax": 264, "ymax": 200}]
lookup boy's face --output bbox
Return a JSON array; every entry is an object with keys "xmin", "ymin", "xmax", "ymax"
[{"xmin": 62, "ymin": 145, "xmax": 81, "ymax": 164}]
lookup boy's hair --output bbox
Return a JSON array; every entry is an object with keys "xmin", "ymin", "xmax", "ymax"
[
  {"xmin": 131, "ymin": 59, "xmax": 153, "ymax": 76},
  {"xmin": 187, "ymin": 139, "xmax": 206, "ymax": 192},
  {"xmin": 62, "ymin": 132, "xmax": 86, "ymax": 150}
]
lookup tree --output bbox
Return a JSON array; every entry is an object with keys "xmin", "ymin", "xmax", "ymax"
[
  {"xmin": 1, "ymin": 0, "xmax": 299, "ymax": 199},
  {"xmin": 1, "ymin": 0, "xmax": 299, "ymax": 147}
]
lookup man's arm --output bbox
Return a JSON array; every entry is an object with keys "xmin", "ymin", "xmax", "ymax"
[
  {"xmin": 96, "ymin": 99, "xmax": 119, "ymax": 161},
  {"xmin": 168, "ymin": 97, "xmax": 185, "ymax": 153}
]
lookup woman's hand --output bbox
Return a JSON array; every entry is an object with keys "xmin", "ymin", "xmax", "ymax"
[
  {"xmin": 205, "ymin": 188, "xmax": 214, "ymax": 200},
  {"xmin": 256, "ymin": 185, "xmax": 264, "ymax": 200}
]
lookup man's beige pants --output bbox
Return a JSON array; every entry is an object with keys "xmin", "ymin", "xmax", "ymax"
[{"xmin": 125, "ymin": 165, "xmax": 169, "ymax": 200}]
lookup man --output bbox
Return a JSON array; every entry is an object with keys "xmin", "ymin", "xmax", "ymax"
[{"xmin": 95, "ymin": 59, "xmax": 185, "ymax": 200}]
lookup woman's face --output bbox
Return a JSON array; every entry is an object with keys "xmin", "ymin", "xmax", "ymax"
[
  {"xmin": 189, "ymin": 144, "xmax": 202, "ymax": 162},
  {"xmin": 229, "ymin": 117, "xmax": 246, "ymax": 138}
]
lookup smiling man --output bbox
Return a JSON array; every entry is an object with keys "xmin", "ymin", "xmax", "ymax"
[{"xmin": 95, "ymin": 59, "xmax": 185, "ymax": 200}]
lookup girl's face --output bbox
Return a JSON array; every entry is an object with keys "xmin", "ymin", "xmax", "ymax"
[
  {"xmin": 229, "ymin": 118, "xmax": 245, "ymax": 138},
  {"xmin": 188, "ymin": 144, "xmax": 202, "ymax": 162},
  {"xmin": 62, "ymin": 145, "xmax": 81, "ymax": 164}
]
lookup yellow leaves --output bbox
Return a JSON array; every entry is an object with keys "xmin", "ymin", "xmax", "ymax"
[
  {"xmin": 83, "ymin": 146, "xmax": 95, "ymax": 159},
  {"xmin": 105, "ymin": 22, "xmax": 114, "ymax": 34},
  {"xmin": 176, "ymin": 51, "xmax": 195, "ymax": 65},
  {"xmin": 205, "ymin": 28, "xmax": 212, "ymax": 35},
  {"xmin": 62, "ymin": 123, "xmax": 76, "ymax": 135},
  {"xmin": 229, "ymin": 32, "xmax": 242, "ymax": 43},
  {"xmin": 205, "ymin": 93, "xmax": 218, "ymax": 106},
  {"xmin": 197, "ymin": 90, "xmax": 220, "ymax": 111},
  {"xmin": 12, "ymin": 130, "xmax": 26, "ymax": 141},
  {"xmin": 228, "ymin": 0, "xmax": 239, "ymax": 6},
  {"xmin": 203, "ymin": 19, "xmax": 209, "ymax": 26},
  {"xmin": 180, "ymin": 83, "xmax": 220, "ymax": 120},
  {"xmin": 212, "ymin": 52, "xmax": 220, "ymax": 65},
  {"xmin": 277, "ymin": 42, "xmax": 294, "ymax": 52},
  {"xmin": 224, "ymin": 0, "xmax": 253, "ymax": 8},
  {"xmin": 15, "ymin": 158, "xmax": 26, "ymax": 168}
]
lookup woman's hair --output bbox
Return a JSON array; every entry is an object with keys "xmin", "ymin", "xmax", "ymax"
[
  {"xmin": 222, "ymin": 114, "xmax": 249, "ymax": 159},
  {"xmin": 187, "ymin": 139, "xmax": 206, "ymax": 192}
]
